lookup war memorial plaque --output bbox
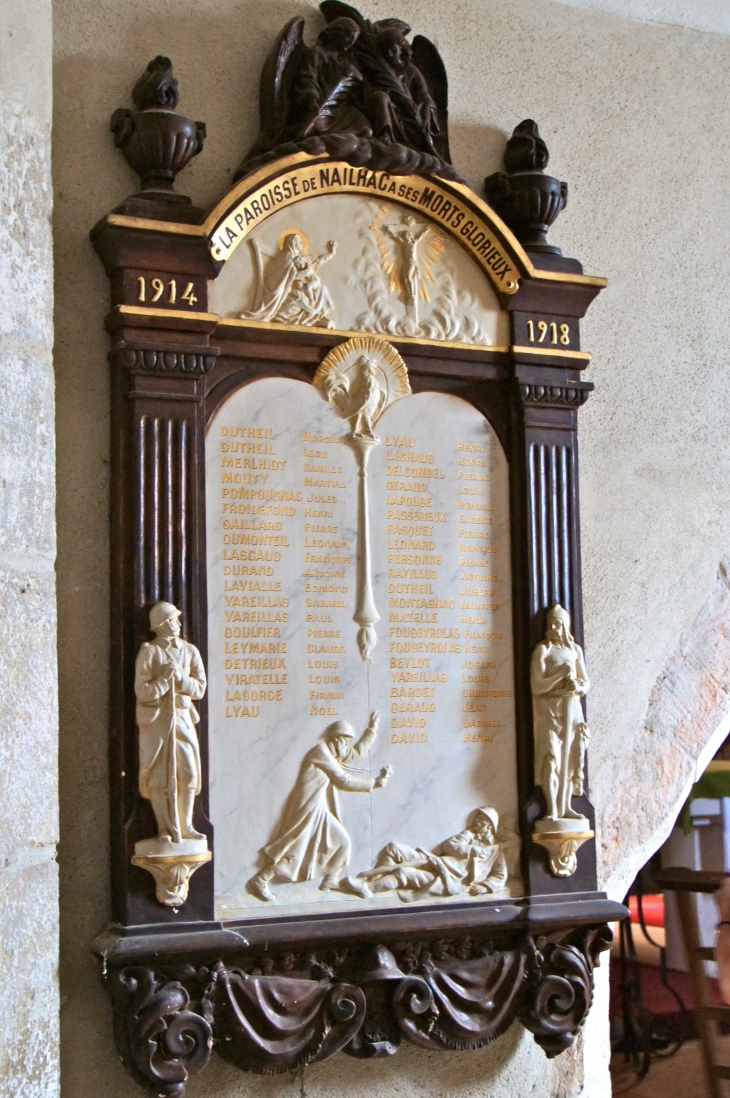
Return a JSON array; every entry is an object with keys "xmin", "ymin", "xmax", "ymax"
[
  {"xmin": 91, "ymin": 6, "xmax": 627, "ymax": 1090},
  {"xmin": 206, "ymin": 374, "xmax": 519, "ymax": 917}
]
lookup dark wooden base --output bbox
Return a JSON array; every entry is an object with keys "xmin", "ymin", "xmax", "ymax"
[{"xmin": 98, "ymin": 896, "xmax": 623, "ymax": 1094}]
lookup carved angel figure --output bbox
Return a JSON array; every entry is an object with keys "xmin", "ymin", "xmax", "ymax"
[
  {"xmin": 323, "ymin": 4, "xmax": 448, "ymax": 158},
  {"xmin": 325, "ymin": 355, "xmax": 387, "ymax": 440},
  {"xmin": 236, "ymin": 2, "xmax": 451, "ymax": 176},
  {"xmin": 291, "ymin": 17, "xmax": 372, "ymax": 140},
  {"xmin": 241, "ymin": 232, "xmax": 337, "ymax": 328}
]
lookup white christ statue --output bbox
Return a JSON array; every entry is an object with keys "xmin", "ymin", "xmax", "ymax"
[{"xmin": 531, "ymin": 604, "xmax": 590, "ymax": 823}]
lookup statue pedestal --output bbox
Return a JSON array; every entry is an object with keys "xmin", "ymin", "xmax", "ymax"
[
  {"xmin": 132, "ymin": 837, "xmax": 211, "ymax": 906},
  {"xmin": 533, "ymin": 818, "xmax": 594, "ymax": 878}
]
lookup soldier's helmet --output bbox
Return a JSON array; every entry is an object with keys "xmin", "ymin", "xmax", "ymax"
[
  {"xmin": 149, "ymin": 601, "xmax": 181, "ymax": 632},
  {"xmin": 323, "ymin": 720, "xmax": 355, "ymax": 741},
  {"xmin": 473, "ymin": 806, "xmax": 499, "ymax": 833}
]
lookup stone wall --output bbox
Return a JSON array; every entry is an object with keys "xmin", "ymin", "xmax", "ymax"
[
  {"xmin": 0, "ymin": 1, "xmax": 58, "ymax": 1096},
  {"xmin": 52, "ymin": 1, "xmax": 730, "ymax": 1096}
]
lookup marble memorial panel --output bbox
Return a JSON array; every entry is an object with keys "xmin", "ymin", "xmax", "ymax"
[{"xmin": 206, "ymin": 375, "xmax": 520, "ymax": 919}]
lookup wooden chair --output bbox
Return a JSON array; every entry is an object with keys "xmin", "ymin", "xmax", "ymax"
[{"xmin": 657, "ymin": 867, "xmax": 730, "ymax": 1097}]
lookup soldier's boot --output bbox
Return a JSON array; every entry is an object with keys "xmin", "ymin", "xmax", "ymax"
[
  {"xmin": 179, "ymin": 789, "xmax": 205, "ymax": 840},
  {"xmin": 319, "ymin": 872, "xmax": 341, "ymax": 892},
  {"xmin": 149, "ymin": 792, "xmax": 174, "ymax": 842},
  {"xmin": 248, "ymin": 866, "xmax": 276, "ymax": 902}
]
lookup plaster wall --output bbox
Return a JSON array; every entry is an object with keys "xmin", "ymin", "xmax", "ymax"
[
  {"xmin": 0, "ymin": 0, "xmax": 58, "ymax": 1095},
  {"xmin": 52, "ymin": 0, "xmax": 730, "ymax": 1096}
]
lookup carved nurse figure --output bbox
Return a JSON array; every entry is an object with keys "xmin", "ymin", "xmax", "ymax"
[
  {"xmin": 248, "ymin": 711, "xmax": 391, "ymax": 902},
  {"xmin": 241, "ymin": 233, "xmax": 337, "ymax": 328},
  {"xmin": 531, "ymin": 604, "xmax": 590, "ymax": 823},
  {"xmin": 135, "ymin": 601, "xmax": 207, "ymax": 844}
]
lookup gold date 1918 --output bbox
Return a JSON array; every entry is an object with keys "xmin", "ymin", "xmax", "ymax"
[{"xmin": 526, "ymin": 319, "xmax": 570, "ymax": 346}]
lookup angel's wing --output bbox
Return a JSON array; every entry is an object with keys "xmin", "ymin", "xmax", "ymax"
[
  {"xmin": 258, "ymin": 17, "xmax": 305, "ymax": 138},
  {"xmin": 324, "ymin": 372, "xmax": 351, "ymax": 415},
  {"xmin": 418, "ymin": 229, "xmax": 446, "ymax": 302},
  {"xmin": 319, "ymin": 1, "xmax": 368, "ymax": 31},
  {"xmin": 411, "ymin": 35, "xmax": 450, "ymax": 162},
  {"xmin": 370, "ymin": 206, "xmax": 402, "ymax": 295},
  {"xmin": 375, "ymin": 381, "xmax": 388, "ymax": 419}
]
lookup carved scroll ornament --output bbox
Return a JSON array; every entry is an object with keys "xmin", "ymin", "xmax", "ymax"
[
  {"xmin": 519, "ymin": 925, "xmax": 613, "ymax": 1057},
  {"xmin": 106, "ymin": 928, "xmax": 611, "ymax": 1091},
  {"xmin": 108, "ymin": 965, "xmax": 213, "ymax": 1096}
]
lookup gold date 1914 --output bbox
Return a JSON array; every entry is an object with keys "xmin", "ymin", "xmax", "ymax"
[{"xmin": 136, "ymin": 276, "xmax": 198, "ymax": 307}]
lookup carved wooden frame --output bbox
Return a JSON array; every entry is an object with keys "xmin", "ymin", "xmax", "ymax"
[{"xmin": 91, "ymin": 146, "xmax": 625, "ymax": 1094}]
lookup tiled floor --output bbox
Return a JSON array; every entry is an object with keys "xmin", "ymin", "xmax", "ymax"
[{"xmin": 611, "ymin": 1037, "xmax": 730, "ymax": 1096}]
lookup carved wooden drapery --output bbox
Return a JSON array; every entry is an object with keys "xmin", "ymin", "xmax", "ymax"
[{"xmin": 106, "ymin": 926, "xmax": 611, "ymax": 1094}]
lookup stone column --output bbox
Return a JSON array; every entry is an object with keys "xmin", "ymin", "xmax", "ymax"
[{"xmin": 0, "ymin": 1, "xmax": 58, "ymax": 1094}]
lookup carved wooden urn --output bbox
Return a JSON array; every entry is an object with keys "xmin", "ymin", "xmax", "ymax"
[
  {"xmin": 484, "ymin": 119, "xmax": 567, "ymax": 254},
  {"xmin": 111, "ymin": 56, "xmax": 205, "ymax": 199}
]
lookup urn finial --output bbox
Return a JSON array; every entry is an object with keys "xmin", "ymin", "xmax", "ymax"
[
  {"xmin": 111, "ymin": 57, "xmax": 206, "ymax": 203},
  {"xmin": 484, "ymin": 120, "xmax": 567, "ymax": 255}
]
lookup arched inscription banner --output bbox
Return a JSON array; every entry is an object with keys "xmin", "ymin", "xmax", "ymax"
[
  {"xmin": 208, "ymin": 158, "xmax": 522, "ymax": 294},
  {"xmin": 206, "ymin": 376, "xmax": 519, "ymax": 917}
]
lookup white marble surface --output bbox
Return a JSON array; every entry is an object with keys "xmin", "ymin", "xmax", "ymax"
[
  {"xmin": 209, "ymin": 194, "xmax": 509, "ymax": 347},
  {"xmin": 206, "ymin": 377, "xmax": 519, "ymax": 918}
]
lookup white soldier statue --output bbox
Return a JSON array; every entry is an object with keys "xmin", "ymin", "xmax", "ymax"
[
  {"xmin": 531, "ymin": 604, "xmax": 590, "ymax": 823},
  {"xmin": 248, "ymin": 711, "xmax": 392, "ymax": 902},
  {"xmin": 135, "ymin": 601, "xmax": 207, "ymax": 845}
]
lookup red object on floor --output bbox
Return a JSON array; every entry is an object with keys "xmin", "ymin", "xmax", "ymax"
[{"xmin": 629, "ymin": 894, "xmax": 665, "ymax": 927}]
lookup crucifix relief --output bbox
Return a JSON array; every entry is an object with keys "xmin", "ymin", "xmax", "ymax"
[{"xmin": 370, "ymin": 206, "xmax": 445, "ymax": 326}]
